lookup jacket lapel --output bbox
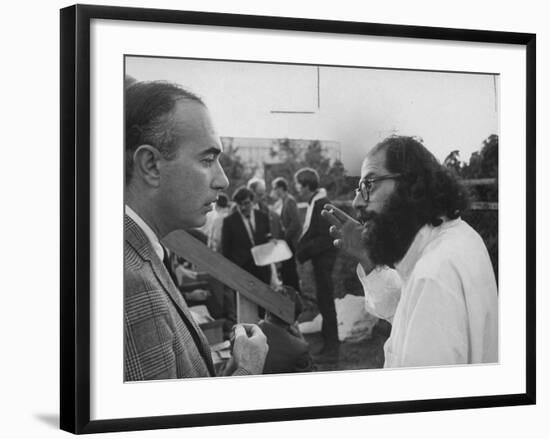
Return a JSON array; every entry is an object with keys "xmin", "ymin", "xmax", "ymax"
[
  {"xmin": 149, "ymin": 252, "xmax": 216, "ymax": 376},
  {"xmin": 251, "ymin": 210, "xmax": 260, "ymax": 244},
  {"xmin": 125, "ymin": 215, "xmax": 215, "ymax": 376}
]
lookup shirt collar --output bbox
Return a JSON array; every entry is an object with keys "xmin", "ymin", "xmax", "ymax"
[
  {"xmin": 394, "ymin": 225, "xmax": 432, "ymax": 282},
  {"xmin": 308, "ymin": 187, "xmax": 327, "ymax": 204},
  {"xmin": 394, "ymin": 218, "xmax": 461, "ymax": 281},
  {"xmin": 125, "ymin": 205, "xmax": 164, "ymax": 261},
  {"xmin": 238, "ymin": 208, "xmax": 253, "ymax": 220}
]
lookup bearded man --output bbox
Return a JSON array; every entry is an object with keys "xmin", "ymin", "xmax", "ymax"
[{"xmin": 323, "ymin": 136, "xmax": 498, "ymax": 368}]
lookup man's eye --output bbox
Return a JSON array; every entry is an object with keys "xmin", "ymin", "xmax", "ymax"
[{"xmin": 201, "ymin": 156, "xmax": 216, "ymax": 166}]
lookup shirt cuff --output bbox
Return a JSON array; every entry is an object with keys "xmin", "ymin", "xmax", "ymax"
[{"xmin": 356, "ymin": 263, "xmax": 401, "ymax": 323}]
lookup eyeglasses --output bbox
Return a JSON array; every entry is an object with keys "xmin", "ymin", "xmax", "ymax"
[{"xmin": 355, "ymin": 174, "xmax": 402, "ymax": 202}]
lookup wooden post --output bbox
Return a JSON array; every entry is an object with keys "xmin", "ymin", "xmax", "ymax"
[
  {"xmin": 236, "ymin": 293, "xmax": 260, "ymax": 323},
  {"xmin": 163, "ymin": 229, "xmax": 295, "ymax": 324}
]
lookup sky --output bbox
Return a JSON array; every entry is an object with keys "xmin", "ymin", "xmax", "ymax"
[{"xmin": 126, "ymin": 56, "xmax": 499, "ymax": 176}]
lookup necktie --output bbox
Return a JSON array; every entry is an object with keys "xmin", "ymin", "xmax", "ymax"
[
  {"xmin": 162, "ymin": 246, "xmax": 179, "ymax": 286},
  {"xmin": 245, "ymin": 215, "xmax": 255, "ymax": 245}
]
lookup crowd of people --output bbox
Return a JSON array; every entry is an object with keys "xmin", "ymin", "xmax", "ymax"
[
  {"xmin": 166, "ymin": 169, "xmax": 339, "ymax": 372},
  {"xmin": 124, "ymin": 79, "xmax": 498, "ymax": 381}
]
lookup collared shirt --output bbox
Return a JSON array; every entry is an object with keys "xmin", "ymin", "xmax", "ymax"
[
  {"xmin": 238, "ymin": 210, "xmax": 256, "ymax": 245},
  {"xmin": 208, "ymin": 207, "xmax": 230, "ymax": 251},
  {"xmin": 357, "ymin": 218, "xmax": 498, "ymax": 368},
  {"xmin": 125, "ymin": 205, "xmax": 164, "ymax": 261}
]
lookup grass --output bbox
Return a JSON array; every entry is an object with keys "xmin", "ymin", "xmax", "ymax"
[{"xmin": 295, "ymin": 252, "xmax": 390, "ymax": 371}]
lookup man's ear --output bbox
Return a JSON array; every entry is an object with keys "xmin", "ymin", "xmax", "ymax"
[{"xmin": 133, "ymin": 145, "xmax": 162, "ymax": 188}]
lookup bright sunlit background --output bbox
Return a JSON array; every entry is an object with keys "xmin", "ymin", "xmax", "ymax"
[{"xmin": 127, "ymin": 57, "xmax": 499, "ymax": 175}]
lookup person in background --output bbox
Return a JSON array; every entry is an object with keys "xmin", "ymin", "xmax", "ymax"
[
  {"xmin": 124, "ymin": 80, "xmax": 268, "ymax": 380},
  {"xmin": 294, "ymin": 168, "xmax": 339, "ymax": 363},
  {"xmin": 323, "ymin": 135, "xmax": 498, "ymax": 367},
  {"xmin": 248, "ymin": 176, "xmax": 283, "ymax": 240},
  {"xmin": 271, "ymin": 176, "xmax": 302, "ymax": 293},
  {"xmin": 221, "ymin": 186, "xmax": 271, "ymax": 284},
  {"xmin": 207, "ymin": 193, "xmax": 230, "ymax": 252},
  {"xmin": 247, "ymin": 177, "xmax": 269, "ymax": 212}
]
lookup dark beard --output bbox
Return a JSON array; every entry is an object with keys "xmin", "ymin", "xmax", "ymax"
[{"xmin": 360, "ymin": 194, "xmax": 423, "ymax": 267}]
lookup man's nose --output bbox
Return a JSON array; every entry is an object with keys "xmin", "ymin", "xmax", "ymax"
[
  {"xmin": 352, "ymin": 189, "xmax": 366, "ymax": 210},
  {"xmin": 212, "ymin": 161, "xmax": 229, "ymax": 190}
]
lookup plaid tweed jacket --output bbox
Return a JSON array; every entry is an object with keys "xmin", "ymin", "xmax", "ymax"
[{"xmin": 124, "ymin": 214, "xmax": 215, "ymax": 381}]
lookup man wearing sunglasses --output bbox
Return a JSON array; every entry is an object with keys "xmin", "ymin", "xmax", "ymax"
[{"xmin": 322, "ymin": 135, "xmax": 498, "ymax": 368}]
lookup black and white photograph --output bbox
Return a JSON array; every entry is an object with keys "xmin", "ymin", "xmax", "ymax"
[
  {"xmin": 56, "ymin": 3, "xmax": 536, "ymax": 434},
  {"xmin": 124, "ymin": 56, "xmax": 500, "ymax": 381},
  {"xmin": 2, "ymin": 0, "xmax": 546, "ymax": 436}
]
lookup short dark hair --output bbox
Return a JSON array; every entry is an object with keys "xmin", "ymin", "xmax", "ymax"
[
  {"xmin": 232, "ymin": 186, "xmax": 254, "ymax": 204},
  {"xmin": 371, "ymin": 135, "xmax": 469, "ymax": 226},
  {"xmin": 294, "ymin": 167, "xmax": 319, "ymax": 191},
  {"xmin": 125, "ymin": 81, "xmax": 205, "ymax": 184},
  {"xmin": 272, "ymin": 176, "xmax": 289, "ymax": 191},
  {"xmin": 215, "ymin": 193, "xmax": 229, "ymax": 208}
]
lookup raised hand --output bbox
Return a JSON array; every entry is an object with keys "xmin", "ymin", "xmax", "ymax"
[{"xmin": 321, "ymin": 203, "xmax": 375, "ymax": 275}]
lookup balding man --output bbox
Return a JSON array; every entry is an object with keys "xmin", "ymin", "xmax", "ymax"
[{"xmin": 124, "ymin": 81, "xmax": 268, "ymax": 380}]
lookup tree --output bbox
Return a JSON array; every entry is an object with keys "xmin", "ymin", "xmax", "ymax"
[
  {"xmin": 266, "ymin": 138, "xmax": 348, "ymax": 200},
  {"xmin": 461, "ymin": 134, "xmax": 498, "ymax": 180},
  {"xmin": 218, "ymin": 138, "xmax": 255, "ymax": 199},
  {"xmin": 461, "ymin": 134, "xmax": 498, "ymax": 201},
  {"xmin": 445, "ymin": 134, "xmax": 499, "ymax": 280},
  {"xmin": 443, "ymin": 150, "xmax": 463, "ymax": 177}
]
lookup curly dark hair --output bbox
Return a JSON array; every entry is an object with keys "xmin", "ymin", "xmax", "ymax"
[
  {"xmin": 232, "ymin": 185, "xmax": 254, "ymax": 204},
  {"xmin": 371, "ymin": 135, "xmax": 469, "ymax": 227}
]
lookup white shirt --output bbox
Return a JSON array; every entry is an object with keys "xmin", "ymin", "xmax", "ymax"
[
  {"xmin": 356, "ymin": 264, "xmax": 402, "ymax": 324},
  {"xmin": 197, "ymin": 209, "xmax": 216, "ymax": 237},
  {"xmin": 125, "ymin": 205, "xmax": 164, "ymax": 261},
  {"xmin": 238, "ymin": 210, "xmax": 256, "ymax": 245},
  {"xmin": 207, "ymin": 208, "xmax": 230, "ymax": 251},
  {"xmin": 358, "ymin": 218, "xmax": 498, "ymax": 368}
]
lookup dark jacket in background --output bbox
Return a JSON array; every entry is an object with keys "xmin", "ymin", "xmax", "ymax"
[
  {"xmin": 280, "ymin": 194, "xmax": 302, "ymax": 248},
  {"xmin": 296, "ymin": 192, "xmax": 339, "ymax": 345},
  {"xmin": 257, "ymin": 200, "xmax": 284, "ymax": 241},
  {"xmin": 279, "ymin": 194, "xmax": 302, "ymax": 292},
  {"xmin": 296, "ymin": 194, "xmax": 336, "ymax": 264},
  {"xmin": 221, "ymin": 209, "xmax": 271, "ymax": 284}
]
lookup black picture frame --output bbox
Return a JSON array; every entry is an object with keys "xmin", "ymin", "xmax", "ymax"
[{"xmin": 60, "ymin": 4, "xmax": 536, "ymax": 434}]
